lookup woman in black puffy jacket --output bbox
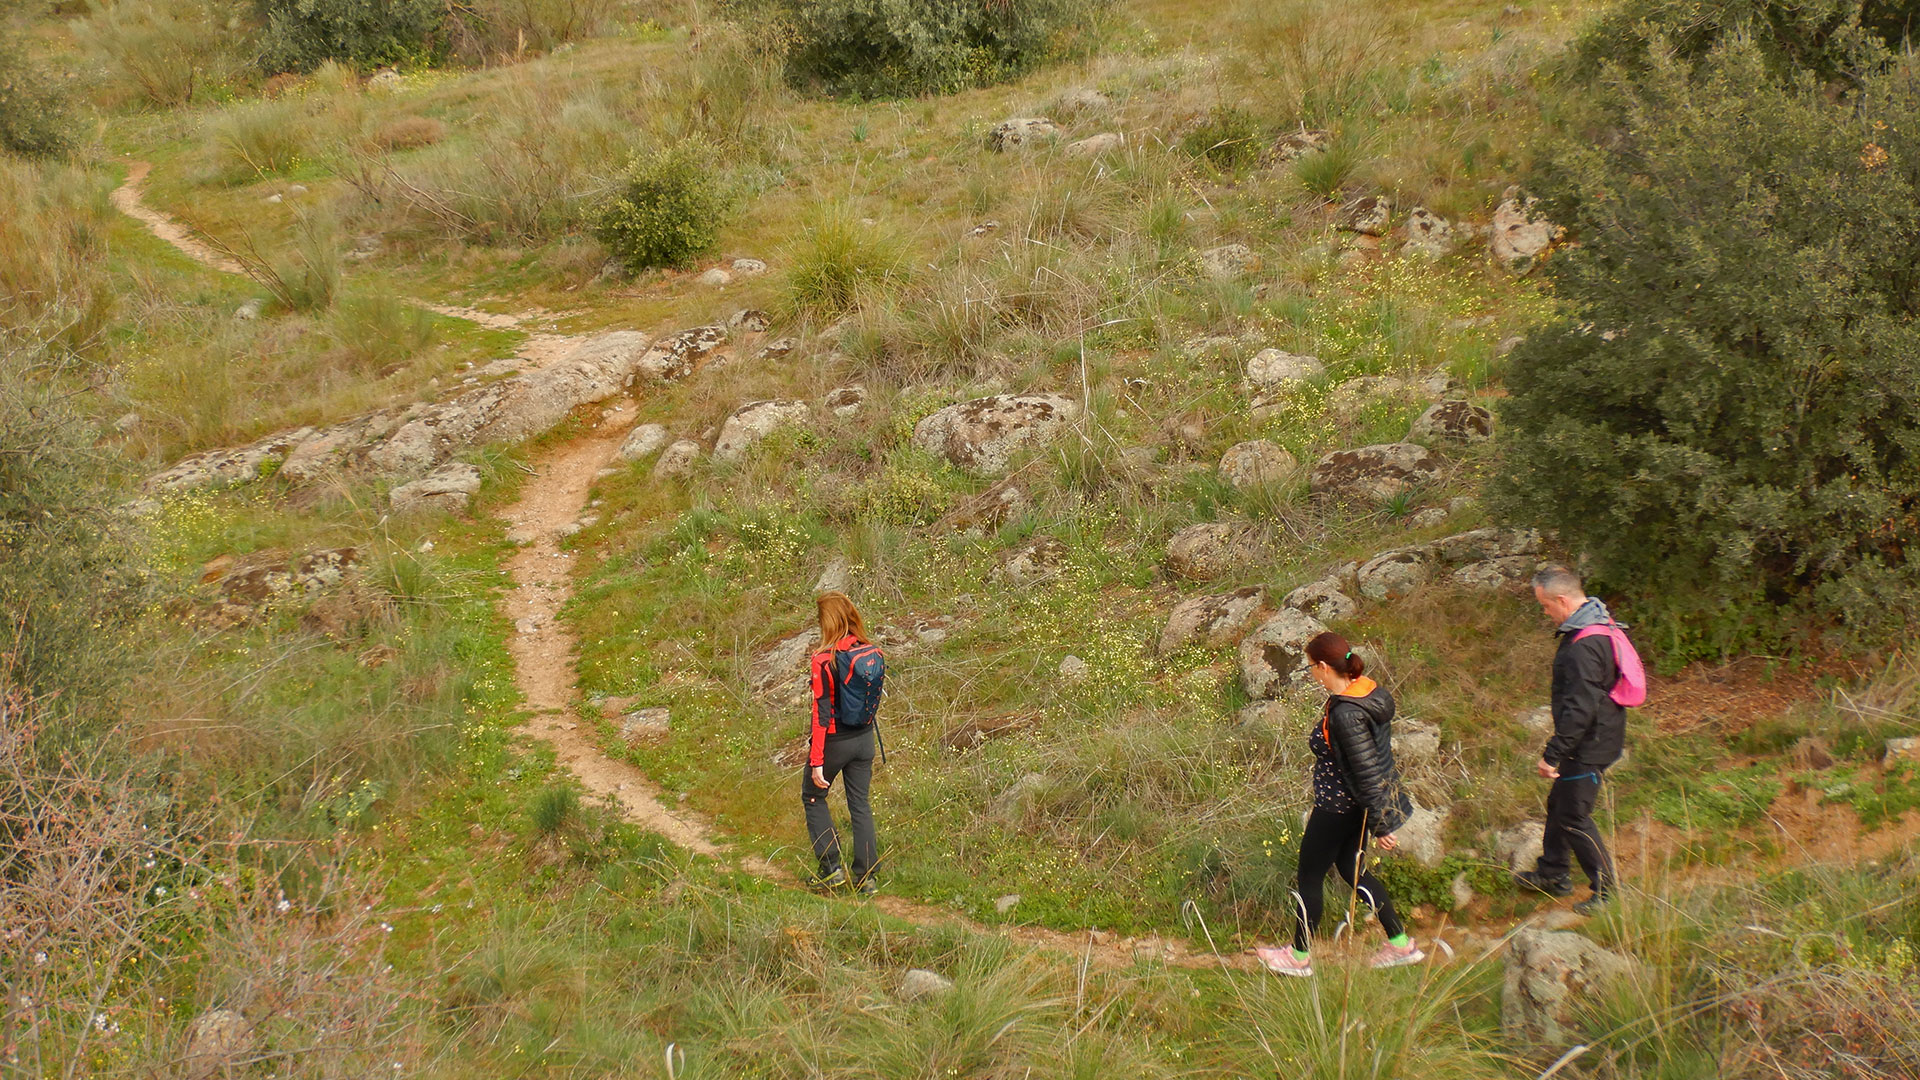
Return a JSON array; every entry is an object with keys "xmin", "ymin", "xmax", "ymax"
[{"xmin": 1256, "ymin": 632, "xmax": 1423, "ymax": 977}]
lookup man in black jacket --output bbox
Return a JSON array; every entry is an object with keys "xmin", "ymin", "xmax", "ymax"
[{"xmin": 1517, "ymin": 565, "xmax": 1625, "ymax": 915}]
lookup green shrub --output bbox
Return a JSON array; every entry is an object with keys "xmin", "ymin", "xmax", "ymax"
[
  {"xmin": 759, "ymin": 0, "xmax": 1112, "ymax": 98},
  {"xmin": 1567, "ymin": 0, "xmax": 1916, "ymax": 89},
  {"xmin": 593, "ymin": 142, "xmax": 727, "ymax": 273},
  {"xmin": 259, "ymin": 0, "xmax": 449, "ymax": 74},
  {"xmin": 0, "ymin": 19, "xmax": 73, "ymax": 158},
  {"xmin": 456, "ymin": 0, "xmax": 622, "ymax": 59},
  {"xmin": 1494, "ymin": 44, "xmax": 1920, "ymax": 650},
  {"xmin": 1178, "ymin": 105, "xmax": 1263, "ymax": 171}
]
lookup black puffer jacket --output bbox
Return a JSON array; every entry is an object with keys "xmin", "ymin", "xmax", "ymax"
[
  {"xmin": 1322, "ymin": 682, "xmax": 1414, "ymax": 836},
  {"xmin": 1543, "ymin": 630, "xmax": 1627, "ymax": 769}
]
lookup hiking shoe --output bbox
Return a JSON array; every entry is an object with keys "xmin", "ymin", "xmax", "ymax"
[
  {"xmin": 812, "ymin": 868, "xmax": 848, "ymax": 891},
  {"xmin": 1515, "ymin": 870, "xmax": 1573, "ymax": 898},
  {"xmin": 1255, "ymin": 946, "xmax": 1313, "ymax": 978},
  {"xmin": 1368, "ymin": 941, "xmax": 1426, "ymax": 969},
  {"xmin": 856, "ymin": 878, "xmax": 879, "ymax": 897},
  {"xmin": 1572, "ymin": 892, "xmax": 1613, "ymax": 917}
]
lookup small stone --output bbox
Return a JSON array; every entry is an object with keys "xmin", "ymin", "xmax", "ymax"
[
  {"xmin": 1268, "ymin": 128, "xmax": 1329, "ymax": 163},
  {"xmin": 824, "ymin": 384, "xmax": 866, "ymax": 417},
  {"xmin": 235, "ymin": 297, "xmax": 266, "ymax": 321},
  {"xmin": 1885, "ymin": 736, "xmax": 1919, "ymax": 763},
  {"xmin": 968, "ymin": 219, "xmax": 1001, "ymax": 238},
  {"xmin": 1218, "ymin": 440, "xmax": 1298, "ymax": 490},
  {"xmin": 761, "ymin": 337, "xmax": 797, "ymax": 359},
  {"xmin": 1491, "ymin": 187, "xmax": 1563, "ymax": 273},
  {"xmin": 1493, "ymin": 821, "xmax": 1546, "ymax": 872},
  {"xmin": 1199, "ymin": 243, "xmax": 1259, "ymax": 279},
  {"xmin": 617, "ymin": 423, "xmax": 670, "ymax": 462},
  {"xmin": 1395, "ymin": 803, "xmax": 1449, "ymax": 868},
  {"xmin": 113, "ymin": 411, "xmax": 141, "ymax": 433},
  {"xmin": 288, "ymin": 184, "xmax": 308, "ymax": 195},
  {"xmin": 713, "ymin": 400, "xmax": 810, "ymax": 462},
  {"xmin": 731, "ymin": 257, "xmax": 768, "ymax": 275},
  {"xmin": 696, "ymin": 267, "xmax": 732, "ymax": 287},
  {"xmin": 1157, "ymin": 586, "xmax": 1268, "ymax": 655},
  {"xmin": 1396, "ymin": 718, "xmax": 1442, "ymax": 772},
  {"xmin": 1409, "ymin": 401, "xmax": 1496, "ymax": 445},
  {"xmin": 1166, "ymin": 522, "xmax": 1265, "ymax": 581},
  {"xmin": 1357, "ymin": 550, "xmax": 1431, "ymax": 601},
  {"xmin": 900, "ymin": 969, "xmax": 956, "ymax": 1001},
  {"xmin": 389, "ymin": 462, "xmax": 483, "ymax": 515},
  {"xmin": 814, "ymin": 557, "xmax": 851, "ymax": 594},
  {"xmin": 988, "ymin": 117, "xmax": 1060, "ymax": 151},
  {"xmin": 727, "ymin": 308, "xmax": 771, "ymax": 332},
  {"xmin": 184, "ymin": 1009, "xmax": 253, "ymax": 1080},
  {"xmin": 1401, "ymin": 206, "xmax": 1456, "ymax": 257},
  {"xmin": 1059, "ymin": 655, "xmax": 1090, "ymax": 681},
  {"xmin": 651, "ymin": 439, "xmax": 702, "ymax": 479},
  {"xmin": 1245, "ymin": 348, "xmax": 1325, "ymax": 389},
  {"xmin": 264, "ymin": 193, "xmax": 283, "ymax": 204},
  {"xmin": 1337, "ymin": 195, "xmax": 1391, "ymax": 236},
  {"xmin": 1408, "ymin": 507, "xmax": 1449, "ymax": 529},
  {"xmin": 995, "ymin": 893, "xmax": 1021, "ymax": 914},
  {"xmin": 618, "ymin": 707, "xmax": 670, "ymax": 744},
  {"xmin": 1282, "ymin": 578, "xmax": 1357, "ymax": 623},
  {"xmin": 1517, "ymin": 705, "xmax": 1554, "ymax": 740},
  {"xmin": 1065, "ymin": 132, "xmax": 1124, "ymax": 156},
  {"xmin": 1451, "ymin": 873, "xmax": 1475, "ymax": 911}
]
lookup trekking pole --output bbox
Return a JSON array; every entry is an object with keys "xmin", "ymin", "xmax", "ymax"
[{"xmin": 875, "ymin": 718, "xmax": 887, "ymax": 765}]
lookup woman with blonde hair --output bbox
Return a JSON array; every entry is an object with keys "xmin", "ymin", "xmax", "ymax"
[{"xmin": 802, "ymin": 591, "xmax": 886, "ymax": 895}]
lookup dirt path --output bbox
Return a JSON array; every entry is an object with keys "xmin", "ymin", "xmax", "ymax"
[{"xmin": 106, "ymin": 157, "xmax": 1418, "ymax": 976}]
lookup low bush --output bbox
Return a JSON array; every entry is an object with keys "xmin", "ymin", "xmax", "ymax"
[
  {"xmin": 1568, "ymin": 0, "xmax": 1917, "ymax": 89},
  {"xmin": 369, "ymin": 112, "xmax": 444, "ymax": 151},
  {"xmin": 760, "ymin": 0, "xmax": 1112, "ymax": 98},
  {"xmin": 0, "ymin": 19, "xmax": 72, "ymax": 157},
  {"xmin": 593, "ymin": 141, "xmax": 727, "ymax": 273},
  {"xmin": 1496, "ymin": 44, "xmax": 1920, "ymax": 650},
  {"xmin": 1179, "ymin": 105, "xmax": 1264, "ymax": 171},
  {"xmin": 327, "ymin": 292, "xmax": 436, "ymax": 371},
  {"xmin": 259, "ymin": 0, "xmax": 449, "ymax": 74},
  {"xmin": 207, "ymin": 97, "xmax": 310, "ymax": 180},
  {"xmin": 73, "ymin": 0, "xmax": 253, "ymax": 106},
  {"xmin": 456, "ymin": 0, "xmax": 623, "ymax": 60}
]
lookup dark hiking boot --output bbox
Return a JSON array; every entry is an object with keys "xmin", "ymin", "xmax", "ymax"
[
  {"xmin": 856, "ymin": 878, "xmax": 879, "ymax": 898},
  {"xmin": 813, "ymin": 868, "xmax": 848, "ymax": 891},
  {"xmin": 1573, "ymin": 892, "xmax": 1613, "ymax": 917},
  {"xmin": 1515, "ymin": 870, "xmax": 1573, "ymax": 898}
]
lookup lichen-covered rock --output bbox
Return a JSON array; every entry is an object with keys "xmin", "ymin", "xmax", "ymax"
[
  {"xmin": 1422, "ymin": 527, "xmax": 1542, "ymax": 564},
  {"xmin": 1494, "ymin": 821, "xmax": 1546, "ymax": 872},
  {"xmin": 1450, "ymin": 555, "xmax": 1540, "ymax": 589},
  {"xmin": 1157, "ymin": 586, "xmax": 1268, "ymax": 655},
  {"xmin": 824, "ymin": 385, "xmax": 866, "ymax": 417},
  {"xmin": 1357, "ymin": 549, "xmax": 1431, "ymax": 601},
  {"xmin": 1066, "ymin": 132, "xmax": 1124, "ymax": 156},
  {"xmin": 996, "ymin": 536, "xmax": 1069, "ymax": 584},
  {"xmin": 989, "ymin": 117, "xmax": 1059, "ymax": 151},
  {"xmin": 1310, "ymin": 443, "xmax": 1441, "ymax": 501},
  {"xmin": 1410, "ymin": 400, "xmax": 1495, "ymax": 444},
  {"xmin": 1887, "ymin": 736, "xmax": 1920, "ymax": 763},
  {"xmin": 1199, "ymin": 243, "xmax": 1260, "ymax": 279},
  {"xmin": 1268, "ymin": 128, "xmax": 1329, "ymax": 162},
  {"xmin": 1337, "ymin": 195, "xmax": 1391, "ymax": 236},
  {"xmin": 1395, "ymin": 717, "xmax": 1441, "ymax": 772},
  {"xmin": 651, "ymin": 439, "xmax": 701, "ymax": 479},
  {"xmin": 1395, "ymin": 802, "xmax": 1448, "ymax": 867},
  {"xmin": 1166, "ymin": 522, "xmax": 1265, "ymax": 581},
  {"xmin": 1245, "ymin": 348, "xmax": 1325, "ymax": 389},
  {"xmin": 1326, "ymin": 375, "xmax": 1413, "ymax": 418},
  {"xmin": 1218, "ymin": 440, "xmax": 1298, "ymax": 489},
  {"xmin": 388, "ymin": 462, "xmax": 482, "ymax": 515},
  {"xmin": 1283, "ymin": 578, "xmax": 1358, "ymax": 623},
  {"xmin": 732, "ymin": 257, "xmax": 768, "ymax": 276},
  {"xmin": 1239, "ymin": 608, "xmax": 1329, "ymax": 699},
  {"xmin": 945, "ymin": 479, "xmax": 1029, "ymax": 535},
  {"xmin": 617, "ymin": 423, "xmax": 670, "ymax": 462},
  {"xmin": 618, "ymin": 706, "xmax": 670, "ymax": 744},
  {"xmin": 184, "ymin": 1009, "xmax": 253, "ymax": 1080},
  {"xmin": 636, "ymin": 325, "xmax": 726, "ymax": 381},
  {"xmin": 714, "ymin": 400, "xmax": 810, "ymax": 462},
  {"xmin": 748, "ymin": 629, "xmax": 816, "ymax": 703},
  {"xmin": 727, "ymin": 308, "xmax": 771, "ymax": 332},
  {"xmin": 1491, "ymin": 188, "xmax": 1562, "ymax": 272},
  {"xmin": 146, "ymin": 427, "xmax": 317, "ymax": 492},
  {"xmin": 1503, "ymin": 930, "xmax": 1642, "ymax": 1046},
  {"xmin": 1401, "ymin": 206, "xmax": 1456, "ymax": 257},
  {"xmin": 911, "ymin": 394, "xmax": 1081, "ymax": 475}
]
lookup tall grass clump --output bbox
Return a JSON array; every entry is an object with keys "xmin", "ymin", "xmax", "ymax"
[
  {"xmin": 593, "ymin": 141, "xmax": 728, "ymax": 273},
  {"xmin": 782, "ymin": 205, "xmax": 912, "ymax": 317},
  {"xmin": 1179, "ymin": 105, "xmax": 1264, "ymax": 171},
  {"xmin": 208, "ymin": 97, "xmax": 311, "ymax": 181},
  {"xmin": 74, "ymin": 0, "xmax": 253, "ymax": 106},
  {"xmin": 1226, "ymin": 0, "xmax": 1395, "ymax": 127},
  {"xmin": 455, "ymin": 0, "xmax": 623, "ymax": 59},
  {"xmin": 756, "ymin": 0, "xmax": 1113, "ymax": 98},
  {"xmin": 327, "ymin": 293, "xmax": 436, "ymax": 370},
  {"xmin": 1294, "ymin": 133, "xmax": 1367, "ymax": 200},
  {"xmin": 0, "ymin": 160, "xmax": 114, "ymax": 350}
]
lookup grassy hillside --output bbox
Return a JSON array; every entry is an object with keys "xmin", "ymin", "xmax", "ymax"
[{"xmin": 3, "ymin": 0, "xmax": 1918, "ymax": 1076}]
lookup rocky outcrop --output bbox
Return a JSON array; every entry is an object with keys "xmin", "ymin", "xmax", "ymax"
[
  {"xmin": 651, "ymin": 439, "xmax": 701, "ymax": 479},
  {"xmin": 1410, "ymin": 400, "xmax": 1495, "ymax": 444},
  {"xmin": 1491, "ymin": 188, "xmax": 1562, "ymax": 273},
  {"xmin": 1246, "ymin": 348, "xmax": 1325, "ymax": 390},
  {"xmin": 636, "ymin": 325, "xmax": 726, "ymax": 381},
  {"xmin": 1157, "ymin": 586, "xmax": 1267, "ymax": 655},
  {"xmin": 989, "ymin": 117, "xmax": 1059, "ymax": 151},
  {"xmin": 1357, "ymin": 549, "xmax": 1431, "ymax": 601},
  {"xmin": 1166, "ymin": 522, "xmax": 1265, "ymax": 581},
  {"xmin": 203, "ymin": 547, "xmax": 361, "ymax": 629},
  {"xmin": 1217, "ymin": 440, "xmax": 1298, "ymax": 489},
  {"xmin": 1310, "ymin": 443, "xmax": 1441, "ymax": 501},
  {"xmin": 824, "ymin": 385, "xmax": 866, "ymax": 417},
  {"xmin": 617, "ymin": 423, "xmax": 670, "ymax": 462},
  {"xmin": 1493, "ymin": 821, "xmax": 1546, "ymax": 872},
  {"xmin": 1402, "ymin": 207, "xmax": 1456, "ymax": 257},
  {"xmin": 388, "ymin": 462, "xmax": 481, "ymax": 514},
  {"xmin": 911, "ymin": 394, "xmax": 1081, "ymax": 475},
  {"xmin": 749, "ymin": 630, "xmax": 816, "ymax": 704},
  {"xmin": 714, "ymin": 400, "xmax": 810, "ymax": 462},
  {"xmin": 1282, "ymin": 576, "xmax": 1357, "ymax": 623},
  {"xmin": 1503, "ymin": 930, "xmax": 1642, "ymax": 1046},
  {"xmin": 1395, "ymin": 803, "xmax": 1448, "ymax": 867},
  {"xmin": 996, "ymin": 536, "xmax": 1068, "ymax": 584},
  {"xmin": 1239, "ymin": 608, "xmax": 1328, "ymax": 699},
  {"xmin": 1337, "ymin": 195, "xmax": 1391, "ymax": 236},
  {"xmin": 1449, "ymin": 555, "xmax": 1538, "ymax": 588}
]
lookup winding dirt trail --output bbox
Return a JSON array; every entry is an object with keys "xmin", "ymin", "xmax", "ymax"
[{"xmin": 109, "ymin": 160, "xmax": 1405, "ymax": 975}]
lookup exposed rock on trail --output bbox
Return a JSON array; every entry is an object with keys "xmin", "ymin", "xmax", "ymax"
[{"xmin": 911, "ymin": 393, "xmax": 1082, "ymax": 475}]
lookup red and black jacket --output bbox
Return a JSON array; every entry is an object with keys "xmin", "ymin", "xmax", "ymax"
[{"xmin": 808, "ymin": 634, "xmax": 880, "ymax": 767}]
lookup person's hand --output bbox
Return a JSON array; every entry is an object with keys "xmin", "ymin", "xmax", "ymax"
[
  {"xmin": 1375, "ymin": 832, "xmax": 1399, "ymax": 852},
  {"xmin": 810, "ymin": 766, "xmax": 829, "ymax": 789},
  {"xmin": 1537, "ymin": 758, "xmax": 1560, "ymax": 779}
]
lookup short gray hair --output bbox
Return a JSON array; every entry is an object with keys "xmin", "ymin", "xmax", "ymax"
[{"xmin": 1532, "ymin": 564, "xmax": 1584, "ymax": 598}]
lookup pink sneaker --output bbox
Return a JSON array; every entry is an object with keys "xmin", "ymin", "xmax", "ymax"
[
  {"xmin": 1255, "ymin": 946, "xmax": 1313, "ymax": 978},
  {"xmin": 1369, "ymin": 941, "xmax": 1425, "ymax": 969}
]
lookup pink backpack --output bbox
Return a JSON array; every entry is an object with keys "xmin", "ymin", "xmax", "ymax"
[{"xmin": 1573, "ymin": 623, "xmax": 1647, "ymax": 707}]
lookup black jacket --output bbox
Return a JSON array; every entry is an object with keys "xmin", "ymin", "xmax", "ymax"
[
  {"xmin": 1323, "ymin": 683, "xmax": 1414, "ymax": 836},
  {"xmin": 1543, "ymin": 631, "xmax": 1627, "ymax": 769}
]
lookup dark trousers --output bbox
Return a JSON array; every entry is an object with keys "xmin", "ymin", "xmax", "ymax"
[
  {"xmin": 1536, "ymin": 771, "xmax": 1614, "ymax": 892},
  {"xmin": 1292, "ymin": 804, "xmax": 1405, "ymax": 952},
  {"xmin": 801, "ymin": 729, "xmax": 877, "ymax": 882}
]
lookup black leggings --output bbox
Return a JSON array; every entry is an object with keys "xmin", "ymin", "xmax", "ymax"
[{"xmin": 1293, "ymin": 804, "xmax": 1405, "ymax": 952}]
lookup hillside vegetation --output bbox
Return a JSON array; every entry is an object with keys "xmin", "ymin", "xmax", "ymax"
[{"xmin": 2, "ymin": 0, "xmax": 1918, "ymax": 1077}]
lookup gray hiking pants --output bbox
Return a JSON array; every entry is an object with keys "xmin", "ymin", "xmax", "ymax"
[{"xmin": 801, "ymin": 729, "xmax": 877, "ymax": 882}]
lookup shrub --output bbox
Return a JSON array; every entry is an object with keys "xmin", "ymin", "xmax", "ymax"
[
  {"xmin": 760, "ymin": 0, "xmax": 1112, "ymax": 98},
  {"xmin": 1178, "ymin": 105, "xmax": 1263, "ymax": 171},
  {"xmin": 208, "ymin": 97, "xmax": 310, "ymax": 180},
  {"xmin": 0, "ymin": 19, "xmax": 72, "ymax": 157},
  {"xmin": 73, "ymin": 0, "xmax": 252, "ymax": 106},
  {"xmin": 328, "ymin": 292, "xmax": 436, "ymax": 371},
  {"xmin": 1567, "ymin": 0, "xmax": 1916, "ymax": 89},
  {"xmin": 1494, "ymin": 44, "xmax": 1920, "ymax": 650},
  {"xmin": 593, "ymin": 142, "xmax": 727, "ymax": 273},
  {"xmin": 455, "ymin": 0, "xmax": 622, "ymax": 60},
  {"xmin": 259, "ymin": 0, "xmax": 449, "ymax": 74},
  {"xmin": 369, "ymin": 112, "xmax": 444, "ymax": 150}
]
